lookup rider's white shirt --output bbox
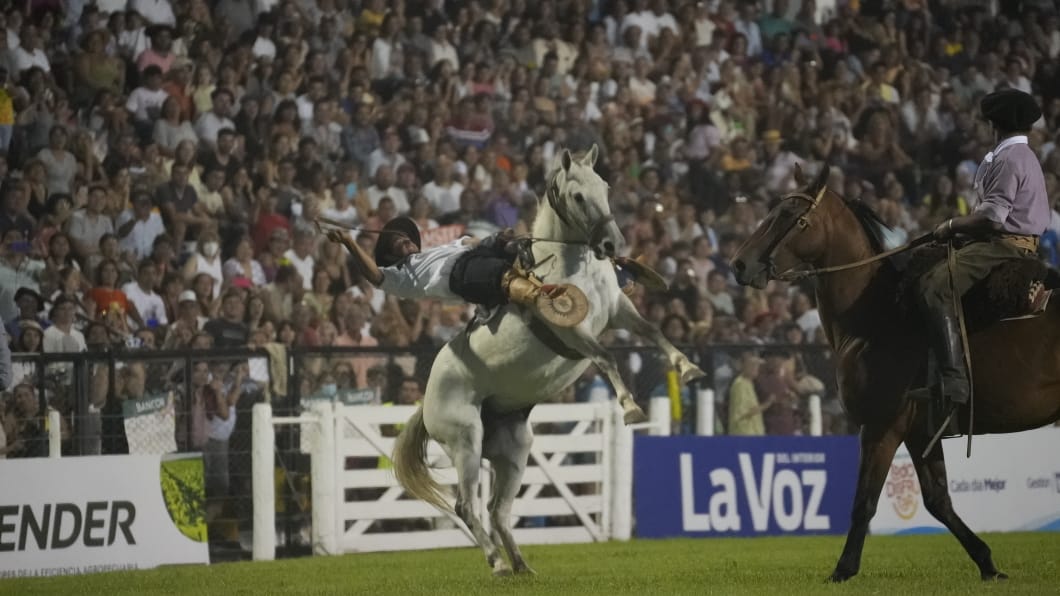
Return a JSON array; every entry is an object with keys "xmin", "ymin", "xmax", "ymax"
[{"xmin": 379, "ymin": 238, "xmax": 472, "ymax": 303}]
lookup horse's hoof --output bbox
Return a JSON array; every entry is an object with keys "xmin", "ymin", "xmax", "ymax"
[
  {"xmin": 982, "ymin": 571, "xmax": 1008, "ymax": 582},
  {"xmin": 681, "ymin": 365, "xmax": 707, "ymax": 384},
  {"xmin": 624, "ymin": 408, "xmax": 648, "ymax": 425},
  {"xmin": 827, "ymin": 570, "xmax": 855, "ymax": 583},
  {"xmin": 492, "ymin": 567, "xmax": 514, "ymax": 578},
  {"xmin": 514, "ymin": 565, "xmax": 537, "ymax": 576}
]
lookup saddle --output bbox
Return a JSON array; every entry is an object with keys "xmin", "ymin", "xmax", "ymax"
[{"xmin": 894, "ymin": 244, "xmax": 1060, "ymax": 332}]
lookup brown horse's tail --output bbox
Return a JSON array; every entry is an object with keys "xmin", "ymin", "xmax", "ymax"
[{"xmin": 392, "ymin": 407, "xmax": 453, "ymax": 514}]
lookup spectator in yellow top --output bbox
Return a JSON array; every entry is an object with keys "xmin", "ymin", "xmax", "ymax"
[
  {"xmin": 728, "ymin": 351, "xmax": 772, "ymax": 436},
  {"xmin": 0, "ymin": 66, "xmax": 15, "ymax": 152}
]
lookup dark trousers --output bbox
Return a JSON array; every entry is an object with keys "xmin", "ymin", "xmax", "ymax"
[
  {"xmin": 448, "ymin": 247, "xmax": 512, "ymax": 309},
  {"xmin": 919, "ymin": 238, "xmax": 1029, "ymax": 312}
]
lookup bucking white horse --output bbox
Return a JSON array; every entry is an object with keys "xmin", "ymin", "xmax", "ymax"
[{"xmin": 393, "ymin": 145, "xmax": 704, "ymax": 575}]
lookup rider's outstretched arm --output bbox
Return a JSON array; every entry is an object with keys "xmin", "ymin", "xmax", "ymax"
[{"xmin": 330, "ymin": 232, "xmax": 384, "ymax": 287}]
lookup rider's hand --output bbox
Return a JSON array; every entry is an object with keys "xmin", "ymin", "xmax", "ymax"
[
  {"xmin": 933, "ymin": 219, "xmax": 956, "ymax": 242},
  {"xmin": 326, "ymin": 230, "xmax": 347, "ymax": 245}
]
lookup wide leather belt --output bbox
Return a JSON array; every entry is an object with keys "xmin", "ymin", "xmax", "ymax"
[{"xmin": 999, "ymin": 234, "xmax": 1039, "ymax": 253}]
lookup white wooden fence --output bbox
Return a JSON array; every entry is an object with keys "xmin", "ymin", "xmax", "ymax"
[{"xmin": 252, "ymin": 400, "xmax": 637, "ymax": 559}]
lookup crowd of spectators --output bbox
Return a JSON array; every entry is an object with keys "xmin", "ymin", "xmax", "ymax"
[{"xmin": 2, "ymin": 0, "xmax": 1060, "ymax": 459}]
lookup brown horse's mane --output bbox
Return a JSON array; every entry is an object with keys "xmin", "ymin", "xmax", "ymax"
[{"xmin": 836, "ymin": 195, "xmax": 890, "ymax": 256}]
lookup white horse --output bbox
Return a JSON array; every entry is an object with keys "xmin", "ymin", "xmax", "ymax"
[{"xmin": 393, "ymin": 145, "xmax": 704, "ymax": 575}]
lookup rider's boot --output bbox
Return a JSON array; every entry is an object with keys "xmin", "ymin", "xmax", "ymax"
[
  {"xmin": 502, "ymin": 269, "xmax": 584, "ymax": 327},
  {"xmin": 928, "ymin": 304, "xmax": 970, "ymax": 434}
]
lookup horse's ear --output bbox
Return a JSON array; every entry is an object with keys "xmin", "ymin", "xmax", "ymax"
[
  {"xmin": 793, "ymin": 162, "xmax": 806, "ymax": 187},
  {"xmin": 811, "ymin": 164, "xmax": 830, "ymax": 195},
  {"xmin": 560, "ymin": 149, "xmax": 573, "ymax": 172},
  {"xmin": 582, "ymin": 144, "xmax": 599, "ymax": 167}
]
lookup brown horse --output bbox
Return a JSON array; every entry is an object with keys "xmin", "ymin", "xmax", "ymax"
[{"xmin": 730, "ymin": 165, "xmax": 1060, "ymax": 582}]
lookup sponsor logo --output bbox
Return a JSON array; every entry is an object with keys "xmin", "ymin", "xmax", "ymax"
[
  {"xmin": 1027, "ymin": 476, "xmax": 1052, "ymax": 490},
  {"xmin": 0, "ymin": 502, "xmax": 136, "ymax": 552},
  {"xmin": 679, "ymin": 452, "xmax": 829, "ymax": 533},
  {"xmin": 950, "ymin": 478, "xmax": 1007, "ymax": 493},
  {"xmin": 885, "ymin": 461, "xmax": 920, "ymax": 520}
]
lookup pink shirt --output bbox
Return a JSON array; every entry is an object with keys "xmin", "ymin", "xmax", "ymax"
[{"xmin": 136, "ymin": 49, "xmax": 175, "ymax": 74}]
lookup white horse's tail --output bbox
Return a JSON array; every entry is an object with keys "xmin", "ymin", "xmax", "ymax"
[{"xmin": 392, "ymin": 407, "xmax": 453, "ymax": 514}]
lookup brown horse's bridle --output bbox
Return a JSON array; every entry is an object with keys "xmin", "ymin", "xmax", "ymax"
[
  {"xmin": 763, "ymin": 186, "xmax": 931, "ymax": 282},
  {"xmin": 760, "ymin": 187, "xmax": 827, "ymax": 282}
]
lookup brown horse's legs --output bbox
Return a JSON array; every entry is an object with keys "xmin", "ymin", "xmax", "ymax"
[
  {"xmin": 904, "ymin": 431, "xmax": 1006, "ymax": 580},
  {"xmin": 829, "ymin": 425, "xmax": 904, "ymax": 583}
]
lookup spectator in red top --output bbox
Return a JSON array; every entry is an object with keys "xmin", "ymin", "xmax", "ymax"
[{"xmin": 251, "ymin": 188, "xmax": 291, "ymax": 256}]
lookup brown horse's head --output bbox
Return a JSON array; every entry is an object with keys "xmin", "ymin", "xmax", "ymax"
[{"xmin": 731, "ymin": 164, "xmax": 834, "ymax": 289}]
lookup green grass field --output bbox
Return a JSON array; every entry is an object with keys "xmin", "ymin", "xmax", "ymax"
[{"xmin": 2, "ymin": 533, "xmax": 1058, "ymax": 596}]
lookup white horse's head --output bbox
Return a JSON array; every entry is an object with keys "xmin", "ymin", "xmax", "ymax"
[{"xmin": 540, "ymin": 144, "xmax": 624, "ymax": 260}]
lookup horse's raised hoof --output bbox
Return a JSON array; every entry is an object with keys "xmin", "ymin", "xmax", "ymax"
[
  {"xmin": 623, "ymin": 407, "xmax": 648, "ymax": 425},
  {"xmin": 982, "ymin": 571, "xmax": 1008, "ymax": 582},
  {"xmin": 514, "ymin": 564, "xmax": 537, "ymax": 576},
  {"xmin": 680, "ymin": 364, "xmax": 707, "ymax": 384}
]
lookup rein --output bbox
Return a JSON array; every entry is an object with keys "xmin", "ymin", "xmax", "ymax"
[{"xmin": 770, "ymin": 188, "xmax": 933, "ymax": 282}]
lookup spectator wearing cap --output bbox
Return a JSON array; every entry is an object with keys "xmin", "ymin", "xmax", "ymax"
[
  {"xmin": 116, "ymin": 190, "xmax": 166, "ymax": 260},
  {"xmin": 137, "ymin": 23, "xmax": 176, "ymax": 73},
  {"xmin": 174, "ymin": 289, "xmax": 206, "ymax": 331},
  {"xmin": 66, "ymin": 184, "xmax": 114, "ymax": 260},
  {"xmin": 194, "ymin": 88, "xmax": 236, "ymax": 149}
]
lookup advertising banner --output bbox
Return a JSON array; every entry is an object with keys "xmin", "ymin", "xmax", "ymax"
[
  {"xmin": 123, "ymin": 392, "xmax": 178, "ymax": 455},
  {"xmin": 634, "ymin": 436, "xmax": 858, "ymax": 538},
  {"xmin": 871, "ymin": 426, "xmax": 1060, "ymax": 534},
  {"xmin": 0, "ymin": 454, "xmax": 209, "ymax": 578}
]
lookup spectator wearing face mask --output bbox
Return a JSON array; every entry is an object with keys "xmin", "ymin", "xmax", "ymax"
[{"xmin": 182, "ymin": 228, "xmax": 223, "ymax": 297}]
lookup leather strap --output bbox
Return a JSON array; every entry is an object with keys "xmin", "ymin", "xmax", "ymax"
[
  {"xmin": 527, "ymin": 316, "xmax": 584, "ymax": 360},
  {"xmin": 948, "ymin": 242, "xmax": 974, "ymax": 457}
]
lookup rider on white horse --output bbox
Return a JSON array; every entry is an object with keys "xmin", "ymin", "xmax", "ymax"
[{"xmin": 325, "ymin": 217, "xmax": 571, "ymax": 324}]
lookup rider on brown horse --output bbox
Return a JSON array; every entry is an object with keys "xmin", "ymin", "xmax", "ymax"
[{"xmin": 920, "ymin": 88, "xmax": 1048, "ymax": 414}]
